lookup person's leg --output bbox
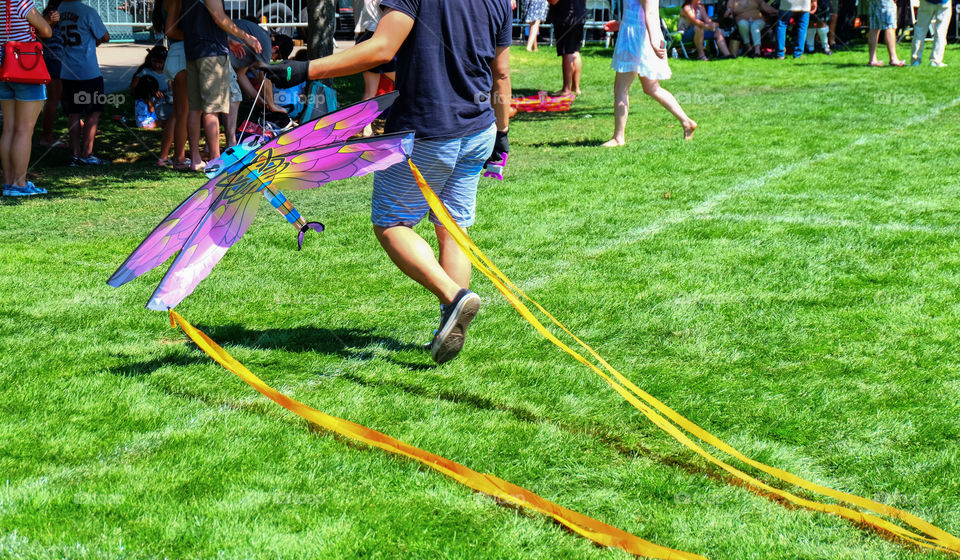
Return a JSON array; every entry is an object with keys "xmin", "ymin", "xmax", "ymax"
[
  {"xmin": 793, "ymin": 11, "xmax": 809, "ymax": 57},
  {"xmin": 80, "ymin": 112, "xmax": 100, "ymax": 158},
  {"xmin": 571, "ymin": 51, "xmax": 582, "ymax": 94},
  {"xmin": 912, "ymin": 2, "xmax": 933, "ymax": 63},
  {"xmin": 0, "ymin": 99, "xmax": 16, "ymax": 185},
  {"xmin": 172, "ymin": 71, "xmax": 189, "ymax": 164},
  {"xmin": 930, "ymin": 2, "xmax": 950, "ymax": 64},
  {"xmin": 868, "ymin": 28, "xmax": 881, "ymax": 64},
  {"xmin": 737, "ymin": 19, "xmax": 752, "ymax": 45},
  {"xmin": 434, "ymin": 223, "xmax": 471, "ymax": 289},
  {"xmin": 67, "ymin": 113, "xmax": 82, "ymax": 157},
  {"xmin": 159, "ymin": 111, "xmax": 174, "ymax": 163},
  {"xmin": 640, "ymin": 76, "xmax": 697, "ymax": 140},
  {"xmin": 41, "ymin": 78, "xmax": 61, "ymax": 144},
  {"xmin": 751, "ymin": 19, "xmax": 765, "ymax": 54},
  {"xmin": 828, "ymin": 13, "xmax": 838, "ymax": 46},
  {"xmin": 694, "ymin": 26, "xmax": 706, "ymax": 58},
  {"xmin": 560, "ymin": 53, "xmax": 574, "ymax": 93},
  {"xmin": 714, "ymin": 27, "xmax": 731, "ymax": 56},
  {"xmin": 361, "ymin": 70, "xmax": 380, "ymax": 136},
  {"xmin": 817, "ymin": 26, "xmax": 829, "ymax": 50},
  {"xmin": 374, "ymin": 225, "xmax": 463, "ymax": 304},
  {"xmin": 602, "ymin": 71, "xmax": 634, "ymax": 147},
  {"xmin": 805, "ymin": 27, "xmax": 816, "ymax": 51},
  {"xmin": 530, "ymin": 20, "xmax": 542, "ymax": 50},
  {"xmin": 202, "ymin": 112, "xmax": 221, "ymax": 161},
  {"xmin": 883, "ymin": 27, "xmax": 902, "ymax": 64},
  {"xmin": 188, "ymin": 109, "xmax": 203, "ymax": 167},
  {"xmin": 776, "ymin": 10, "xmax": 790, "ymax": 58},
  {"xmin": 10, "ymin": 100, "xmax": 43, "ymax": 185},
  {"xmin": 224, "ymin": 102, "xmax": 239, "ymax": 148}
]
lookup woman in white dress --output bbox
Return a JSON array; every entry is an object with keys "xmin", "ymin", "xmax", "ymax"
[{"xmin": 602, "ymin": 0, "xmax": 696, "ymax": 146}]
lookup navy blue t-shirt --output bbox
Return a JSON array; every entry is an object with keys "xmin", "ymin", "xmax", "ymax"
[
  {"xmin": 548, "ymin": 0, "xmax": 587, "ymax": 27},
  {"xmin": 180, "ymin": 0, "xmax": 229, "ymax": 61},
  {"xmin": 379, "ymin": 0, "xmax": 512, "ymax": 139}
]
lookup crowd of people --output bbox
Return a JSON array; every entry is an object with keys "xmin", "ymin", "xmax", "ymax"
[{"xmin": 523, "ymin": 0, "xmax": 950, "ymax": 65}]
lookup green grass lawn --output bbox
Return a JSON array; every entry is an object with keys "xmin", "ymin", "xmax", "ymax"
[{"xmin": 2, "ymin": 44, "xmax": 959, "ymax": 559}]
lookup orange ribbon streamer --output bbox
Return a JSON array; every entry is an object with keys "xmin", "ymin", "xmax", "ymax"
[
  {"xmin": 407, "ymin": 159, "xmax": 960, "ymax": 556},
  {"xmin": 169, "ymin": 310, "xmax": 704, "ymax": 560}
]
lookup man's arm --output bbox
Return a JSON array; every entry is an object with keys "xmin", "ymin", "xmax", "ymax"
[
  {"xmin": 96, "ymin": 32, "xmax": 110, "ymax": 45},
  {"xmin": 264, "ymin": 8, "xmax": 413, "ymax": 88},
  {"xmin": 306, "ymin": 9, "xmax": 413, "ymax": 80},
  {"xmin": 204, "ymin": 0, "xmax": 261, "ymax": 53},
  {"xmin": 490, "ymin": 46, "xmax": 511, "ymax": 132},
  {"xmin": 164, "ymin": 0, "xmax": 183, "ymax": 40}
]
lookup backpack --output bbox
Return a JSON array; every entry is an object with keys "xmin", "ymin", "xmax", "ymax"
[{"xmin": 299, "ymin": 81, "xmax": 338, "ymax": 122}]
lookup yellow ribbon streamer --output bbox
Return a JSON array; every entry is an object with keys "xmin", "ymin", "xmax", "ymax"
[
  {"xmin": 169, "ymin": 310, "xmax": 705, "ymax": 560},
  {"xmin": 406, "ymin": 159, "xmax": 960, "ymax": 556}
]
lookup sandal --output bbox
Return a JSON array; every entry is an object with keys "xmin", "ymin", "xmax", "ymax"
[{"xmin": 698, "ymin": 55, "xmax": 710, "ymax": 61}]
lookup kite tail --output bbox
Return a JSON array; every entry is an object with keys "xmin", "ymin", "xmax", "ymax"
[{"xmin": 261, "ymin": 186, "xmax": 325, "ymax": 250}]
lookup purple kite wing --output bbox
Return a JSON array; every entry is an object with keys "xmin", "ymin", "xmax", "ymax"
[
  {"xmin": 107, "ymin": 178, "xmax": 224, "ymax": 288},
  {"xmin": 259, "ymin": 91, "xmax": 399, "ymax": 157},
  {"xmin": 268, "ymin": 132, "xmax": 415, "ymax": 192},
  {"xmin": 145, "ymin": 186, "xmax": 262, "ymax": 311}
]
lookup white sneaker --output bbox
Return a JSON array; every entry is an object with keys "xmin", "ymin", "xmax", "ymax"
[{"xmin": 931, "ymin": 61, "xmax": 947, "ymax": 67}]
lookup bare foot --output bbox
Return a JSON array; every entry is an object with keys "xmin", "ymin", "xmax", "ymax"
[
  {"xmin": 890, "ymin": 59, "xmax": 905, "ymax": 66},
  {"xmin": 868, "ymin": 60, "xmax": 884, "ymax": 67},
  {"xmin": 549, "ymin": 89, "xmax": 573, "ymax": 97},
  {"xmin": 682, "ymin": 119, "xmax": 697, "ymax": 141},
  {"xmin": 601, "ymin": 138, "xmax": 625, "ymax": 148}
]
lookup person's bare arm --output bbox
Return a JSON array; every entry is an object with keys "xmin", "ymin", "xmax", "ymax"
[
  {"xmin": 489, "ymin": 46, "xmax": 511, "ymax": 132},
  {"xmin": 643, "ymin": 0, "xmax": 667, "ymax": 58},
  {"xmin": 306, "ymin": 8, "xmax": 413, "ymax": 80},
  {"xmin": 682, "ymin": 4, "xmax": 706, "ymax": 28},
  {"xmin": 164, "ymin": 0, "xmax": 183, "ymax": 40},
  {"xmin": 204, "ymin": 0, "xmax": 261, "ymax": 53},
  {"xmin": 26, "ymin": 8, "xmax": 52, "ymax": 38},
  {"xmin": 96, "ymin": 31, "xmax": 110, "ymax": 45}
]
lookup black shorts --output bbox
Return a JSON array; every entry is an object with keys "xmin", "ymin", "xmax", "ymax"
[
  {"xmin": 61, "ymin": 77, "xmax": 105, "ymax": 115},
  {"xmin": 356, "ymin": 31, "xmax": 397, "ymax": 73},
  {"xmin": 554, "ymin": 22, "xmax": 584, "ymax": 56}
]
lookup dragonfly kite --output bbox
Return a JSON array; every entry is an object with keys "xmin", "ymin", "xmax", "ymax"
[{"xmin": 108, "ymin": 92, "xmax": 413, "ymax": 311}]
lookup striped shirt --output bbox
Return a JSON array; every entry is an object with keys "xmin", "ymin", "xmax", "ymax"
[{"xmin": 0, "ymin": 0, "xmax": 37, "ymax": 43}]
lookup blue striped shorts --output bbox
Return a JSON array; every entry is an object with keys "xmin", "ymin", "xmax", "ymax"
[{"xmin": 372, "ymin": 123, "xmax": 497, "ymax": 229}]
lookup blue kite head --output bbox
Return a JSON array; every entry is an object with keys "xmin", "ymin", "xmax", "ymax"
[{"xmin": 205, "ymin": 135, "xmax": 268, "ymax": 179}]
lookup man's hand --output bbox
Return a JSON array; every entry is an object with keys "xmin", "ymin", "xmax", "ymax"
[
  {"xmin": 243, "ymin": 33, "xmax": 262, "ymax": 54},
  {"xmin": 603, "ymin": 19, "xmax": 620, "ymax": 32},
  {"xmin": 228, "ymin": 39, "xmax": 246, "ymax": 59},
  {"xmin": 261, "ymin": 60, "xmax": 310, "ymax": 89}
]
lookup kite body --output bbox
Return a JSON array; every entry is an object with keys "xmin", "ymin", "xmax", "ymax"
[
  {"xmin": 511, "ymin": 92, "xmax": 576, "ymax": 113},
  {"xmin": 108, "ymin": 92, "xmax": 413, "ymax": 311}
]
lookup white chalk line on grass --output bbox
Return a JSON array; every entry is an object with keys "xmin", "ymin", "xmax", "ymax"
[
  {"xmin": 584, "ymin": 94, "xmax": 960, "ymax": 257},
  {"xmin": 697, "ymin": 211, "xmax": 960, "ymax": 237},
  {"xmin": 502, "ymin": 95, "xmax": 960, "ymax": 297}
]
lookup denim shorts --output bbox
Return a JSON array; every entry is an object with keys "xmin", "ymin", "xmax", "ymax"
[
  {"xmin": 0, "ymin": 81, "xmax": 46, "ymax": 101},
  {"xmin": 372, "ymin": 123, "xmax": 497, "ymax": 229},
  {"xmin": 682, "ymin": 27, "xmax": 720, "ymax": 42},
  {"xmin": 163, "ymin": 40, "xmax": 186, "ymax": 82}
]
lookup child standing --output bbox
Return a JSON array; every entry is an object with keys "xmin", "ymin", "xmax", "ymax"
[
  {"xmin": 57, "ymin": 0, "xmax": 111, "ymax": 165},
  {"xmin": 805, "ymin": 0, "xmax": 832, "ymax": 54},
  {"xmin": 910, "ymin": 0, "xmax": 951, "ymax": 66},
  {"xmin": 602, "ymin": 0, "xmax": 696, "ymax": 147}
]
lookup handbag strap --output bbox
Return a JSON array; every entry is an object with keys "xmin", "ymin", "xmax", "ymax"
[{"xmin": 5, "ymin": 0, "xmax": 11, "ymax": 42}]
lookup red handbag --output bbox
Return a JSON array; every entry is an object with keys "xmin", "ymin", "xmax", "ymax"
[{"xmin": 0, "ymin": 0, "xmax": 50, "ymax": 84}]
